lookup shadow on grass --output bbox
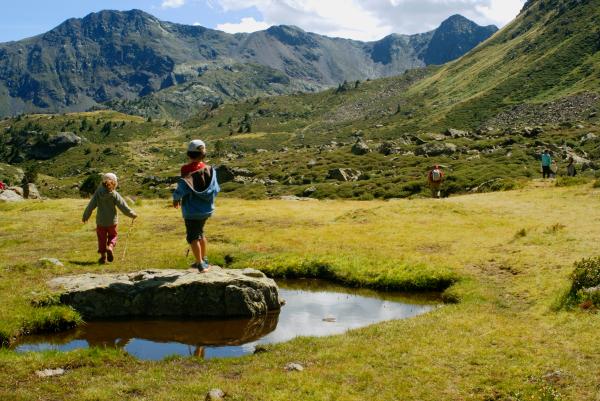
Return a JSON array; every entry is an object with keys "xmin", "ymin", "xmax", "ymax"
[{"xmin": 68, "ymin": 260, "xmax": 98, "ymax": 266}]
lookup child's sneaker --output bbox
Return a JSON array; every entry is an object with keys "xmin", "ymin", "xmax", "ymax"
[
  {"xmin": 98, "ymin": 254, "xmax": 107, "ymax": 264},
  {"xmin": 196, "ymin": 260, "xmax": 211, "ymax": 273},
  {"xmin": 106, "ymin": 247, "xmax": 114, "ymax": 262}
]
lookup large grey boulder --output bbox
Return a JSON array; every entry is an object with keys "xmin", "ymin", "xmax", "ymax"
[
  {"xmin": 415, "ymin": 142, "xmax": 458, "ymax": 156},
  {"xmin": 48, "ymin": 268, "xmax": 282, "ymax": 319},
  {"xmin": 29, "ymin": 132, "xmax": 82, "ymax": 160},
  {"xmin": 25, "ymin": 183, "xmax": 41, "ymax": 199},
  {"xmin": 0, "ymin": 189, "xmax": 24, "ymax": 202}
]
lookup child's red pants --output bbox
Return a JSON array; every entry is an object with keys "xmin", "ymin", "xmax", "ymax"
[{"xmin": 96, "ymin": 225, "xmax": 118, "ymax": 254}]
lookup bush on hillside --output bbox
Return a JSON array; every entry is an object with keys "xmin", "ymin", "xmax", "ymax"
[
  {"xmin": 79, "ymin": 173, "xmax": 102, "ymax": 197},
  {"xmin": 569, "ymin": 257, "xmax": 600, "ymax": 295},
  {"xmin": 558, "ymin": 257, "xmax": 600, "ymax": 310}
]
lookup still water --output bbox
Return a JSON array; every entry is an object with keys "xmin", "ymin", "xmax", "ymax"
[{"xmin": 14, "ymin": 280, "xmax": 438, "ymax": 360}]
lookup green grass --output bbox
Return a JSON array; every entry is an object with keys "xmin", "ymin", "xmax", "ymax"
[{"xmin": 1, "ymin": 184, "xmax": 600, "ymax": 400}]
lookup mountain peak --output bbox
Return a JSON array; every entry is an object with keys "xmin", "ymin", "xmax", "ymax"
[{"xmin": 422, "ymin": 15, "xmax": 498, "ymax": 65}]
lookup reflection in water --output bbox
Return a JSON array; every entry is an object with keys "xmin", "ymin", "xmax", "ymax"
[{"xmin": 14, "ymin": 280, "xmax": 437, "ymax": 360}]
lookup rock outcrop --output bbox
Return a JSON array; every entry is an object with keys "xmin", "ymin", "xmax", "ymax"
[
  {"xmin": 48, "ymin": 268, "xmax": 282, "ymax": 319},
  {"xmin": 351, "ymin": 138, "xmax": 371, "ymax": 155},
  {"xmin": 0, "ymin": 189, "xmax": 24, "ymax": 202},
  {"xmin": 327, "ymin": 168, "xmax": 362, "ymax": 182},
  {"xmin": 415, "ymin": 142, "xmax": 458, "ymax": 156}
]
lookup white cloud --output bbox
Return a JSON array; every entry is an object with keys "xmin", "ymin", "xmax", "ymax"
[
  {"xmin": 216, "ymin": 17, "xmax": 270, "ymax": 33},
  {"xmin": 214, "ymin": 0, "xmax": 526, "ymax": 40},
  {"xmin": 162, "ymin": 0, "xmax": 186, "ymax": 9},
  {"xmin": 476, "ymin": 0, "xmax": 525, "ymax": 26}
]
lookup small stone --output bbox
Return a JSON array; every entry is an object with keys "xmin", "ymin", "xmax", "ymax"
[
  {"xmin": 284, "ymin": 362, "xmax": 304, "ymax": 372},
  {"xmin": 543, "ymin": 370, "xmax": 565, "ymax": 384},
  {"xmin": 38, "ymin": 258, "xmax": 64, "ymax": 268},
  {"xmin": 303, "ymin": 186, "xmax": 317, "ymax": 196},
  {"xmin": 35, "ymin": 368, "xmax": 65, "ymax": 378},
  {"xmin": 254, "ymin": 345, "xmax": 268, "ymax": 354},
  {"xmin": 205, "ymin": 388, "xmax": 225, "ymax": 401}
]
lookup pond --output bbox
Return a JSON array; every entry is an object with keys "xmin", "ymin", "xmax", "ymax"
[{"xmin": 13, "ymin": 279, "xmax": 439, "ymax": 360}]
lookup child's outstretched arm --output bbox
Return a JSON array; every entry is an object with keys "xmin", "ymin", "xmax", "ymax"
[
  {"xmin": 172, "ymin": 180, "xmax": 186, "ymax": 208},
  {"xmin": 82, "ymin": 192, "xmax": 98, "ymax": 223},
  {"xmin": 113, "ymin": 192, "xmax": 137, "ymax": 220}
]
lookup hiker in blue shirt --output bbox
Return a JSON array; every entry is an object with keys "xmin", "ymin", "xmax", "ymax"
[
  {"xmin": 541, "ymin": 150, "xmax": 552, "ymax": 179},
  {"xmin": 173, "ymin": 140, "xmax": 220, "ymax": 272}
]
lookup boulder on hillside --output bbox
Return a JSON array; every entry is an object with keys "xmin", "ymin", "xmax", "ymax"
[
  {"xmin": 26, "ymin": 183, "xmax": 41, "ymax": 199},
  {"xmin": 7, "ymin": 186, "xmax": 24, "ymax": 196},
  {"xmin": 521, "ymin": 126, "xmax": 544, "ymax": 138},
  {"xmin": 0, "ymin": 189, "xmax": 24, "ymax": 202},
  {"xmin": 415, "ymin": 142, "xmax": 458, "ymax": 156},
  {"xmin": 351, "ymin": 138, "xmax": 371, "ymax": 155},
  {"xmin": 327, "ymin": 168, "xmax": 362, "ymax": 182},
  {"xmin": 378, "ymin": 141, "xmax": 401, "ymax": 156},
  {"xmin": 215, "ymin": 165, "xmax": 255, "ymax": 183},
  {"xmin": 445, "ymin": 128, "xmax": 469, "ymax": 138},
  {"xmin": 28, "ymin": 132, "xmax": 82, "ymax": 160},
  {"xmin": 48, "ymin": 268, "xmax": 282, "ymax": 319},
  {"xmin": 580, "ymin": 132, "xmax": 597, "ymax": 143}
]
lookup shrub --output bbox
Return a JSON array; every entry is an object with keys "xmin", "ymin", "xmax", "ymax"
[
  {"xmin": 79, "ymin": 173, "xmax": 102, "ymax": 197},
  {"xmin": 569, "ymin": 257, "xmax": 600, "ymax": 295},
  {"xmin": 557, "ymin": 257, "xmax": 600, "ymax": 310}
]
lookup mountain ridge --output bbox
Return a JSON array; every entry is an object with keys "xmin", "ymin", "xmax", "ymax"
[{"xmin": 0, "ymin": 9, "xmax": 497, "ymax": 118}]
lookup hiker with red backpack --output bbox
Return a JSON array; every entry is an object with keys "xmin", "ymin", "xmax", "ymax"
[
  {"xmin": 428, "ymin": 165, "xmax": 445, "ymax": 198},
  {"xmin": 173, "ymin": 140, "xmax": 220, "ymax": 272}
]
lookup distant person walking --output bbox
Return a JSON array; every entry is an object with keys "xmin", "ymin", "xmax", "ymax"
[
  {"xmin": 541, "ymin": 150, "xmax": 552, "ymax": 179},
  {"xmin": 82, "ymin": 173, "xmax": 137, "ymax": 264},
  {"xmin": 428, "ymin": 165, "xmax": 445, "ymax": 198},
  {"xmin": 566, "ymin": 157, "xmax": 577, "ymax": 177},
  {"xmin": 0, "ymin": 181, "xmax": 5, "ymax": 191},
  {"xmin": 173, "ymin": 140, "xmax": 220, "ymax": 272}
]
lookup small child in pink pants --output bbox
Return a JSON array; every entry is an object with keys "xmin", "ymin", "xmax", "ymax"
[{"xmin": 82, "ymin": 173, "xmax": 137, "ymax": 264}]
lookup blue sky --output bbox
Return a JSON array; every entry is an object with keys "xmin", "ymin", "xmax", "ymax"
[{"xmin": 0, "ymin": 0, "xmax": 525, "ymax": 43}]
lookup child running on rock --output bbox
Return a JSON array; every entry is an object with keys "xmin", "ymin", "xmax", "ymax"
[
  {"xmin": 82, "ymin": 173, "xmax": 137, "ymax": 264},
  {"xmin": 173, "ymin": 140, "xmax": 220, "ymax": 272}
]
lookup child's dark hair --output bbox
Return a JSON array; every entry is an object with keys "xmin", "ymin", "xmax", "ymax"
[{"xmin": 187, "ymin": 148, "xmax": 206, "ymax": 161}]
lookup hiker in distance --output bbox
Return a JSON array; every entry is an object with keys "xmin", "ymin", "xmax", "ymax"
[
  {"xmin": 428, "ymin": 164, "xmax": 445, "ymax": 198},
  {"xmin": 541, "ymin": 150, "xmax": 552, "ymax": 179},
  {"xmin": 82, "ymin": 173, "xmax": 137, "ymax": 264},
  {"xmin": 173, "ymin": 140, "xmax": 220, "ymax": 273}
]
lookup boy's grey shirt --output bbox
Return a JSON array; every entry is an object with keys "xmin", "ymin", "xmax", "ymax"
[{"xmin": 83, "ymin": 186, "xmax": 136, "ymax": 227}]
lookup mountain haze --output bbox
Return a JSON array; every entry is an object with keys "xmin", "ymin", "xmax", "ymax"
[{"xmin": 0, "ymin": 10, "xmax": 497, "ymax": 118}]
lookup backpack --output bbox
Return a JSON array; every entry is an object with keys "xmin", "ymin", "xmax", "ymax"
[{"xmin": 431, "ymin": 169, "xmax": 442, "ymax": 182}]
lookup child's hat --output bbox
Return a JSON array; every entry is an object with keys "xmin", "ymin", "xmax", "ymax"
[
  {"xmin": 102, "ymin": 173, "xmax": 118, "ymax": 183},
  {"xmin": 188, "ymin": 139, "xmax": 206, "ymax": 152}
]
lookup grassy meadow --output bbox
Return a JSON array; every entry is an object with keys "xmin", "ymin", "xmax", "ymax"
[{"xmin": 1, "ymin": 182, "xmax": 600, "ymax": 400}]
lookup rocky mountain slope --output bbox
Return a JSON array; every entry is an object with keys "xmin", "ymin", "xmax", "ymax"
[
  {"xmin": 0, "ymin": 10, "xmax": 496, "ymax": 118},
  {"xmin": 1, "ymin": 0, "xmax": 599, "ymax": 201}
]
